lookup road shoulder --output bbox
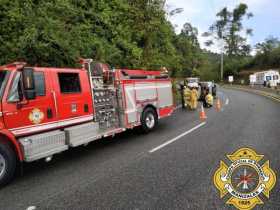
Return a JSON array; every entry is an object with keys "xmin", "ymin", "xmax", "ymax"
[{"xmin": 222, "ymin": 85, "xmax": 280, "ymax": 103}]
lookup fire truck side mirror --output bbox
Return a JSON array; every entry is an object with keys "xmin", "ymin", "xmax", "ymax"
[{"xmin": 22, "ymin": 68, "xmax": 36, "ymax": 100}]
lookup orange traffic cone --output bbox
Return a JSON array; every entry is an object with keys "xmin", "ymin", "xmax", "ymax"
[
  {"xmin": 216, "ymin": 98, "xmax": 222, "ymax": 111},
  {"xmin": 200, "ymin": 104, "xmax": 207, "ymax": 120}
]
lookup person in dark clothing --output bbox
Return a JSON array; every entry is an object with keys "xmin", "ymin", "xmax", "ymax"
[
  {"xmin": 201, "ymin": 87, "xmax": 207, "ymax": 107},
  {"xmin": 179, "ymin": 82, "xmax": 185, "ymax": 108},
  {"xmin": 212, "ymin": 84, "xmax": 217, "ymax": 98}
]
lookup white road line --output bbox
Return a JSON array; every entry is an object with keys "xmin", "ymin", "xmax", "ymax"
[
  {"xmin": 225, "ymin": 98, "xmax": 229, "ymax": 105},
  {"xmin": 26, "ymin": 206, "xmax": 36, "ymax": 210},
  {"xmin": 149, "ymin": 122, "xmax": 206, "ymax": 153}
]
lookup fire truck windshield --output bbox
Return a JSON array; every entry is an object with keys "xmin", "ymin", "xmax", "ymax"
[{"xmin": 0, "ymin": 70, "xmax": 10, "ymax": 99}]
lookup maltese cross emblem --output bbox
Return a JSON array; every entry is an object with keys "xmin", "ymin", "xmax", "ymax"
[{"xmin": 213, "ymin": 148, "xmax": 276, "ymax": 210}]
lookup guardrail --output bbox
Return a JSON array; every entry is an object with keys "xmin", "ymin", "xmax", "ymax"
[{"xmin": 222, "ymin": 85, "xmax": 280, "ymax": 103}]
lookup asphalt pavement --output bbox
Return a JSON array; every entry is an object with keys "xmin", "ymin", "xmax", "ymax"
[{"xmin": 0, "ymin": 88, "xmax": 279, "ymax": 210}]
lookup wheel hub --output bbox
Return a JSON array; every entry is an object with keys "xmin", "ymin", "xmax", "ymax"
[
  {"xmin": 0, "ymin": 153, "xmax": 6, "ymax": 179},
  {"xmin": 146, "ymin": 113, "xmax": 155, "ymax": 129}
]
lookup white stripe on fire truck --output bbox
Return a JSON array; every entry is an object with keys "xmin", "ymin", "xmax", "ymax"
[
  {"xmin": 9, "ymin": 115, "xmax": 93, "ymax": 136},
  {"xmin": 125, "ymin": 84, "xmax": 171, "ymax": 90}
]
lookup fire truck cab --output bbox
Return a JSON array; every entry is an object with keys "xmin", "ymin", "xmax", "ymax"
[{"xmin": 0, "ymin": 60, "xmax": 174, "ymax": 186}]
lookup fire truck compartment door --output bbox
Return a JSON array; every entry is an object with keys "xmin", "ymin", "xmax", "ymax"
[
  {"xmin": 124, "ymin": 82, "xmax": 158, "ymax": 124},
  {"xmin": 156, "ymin": 82, "xmax": 173, "ymax": 107},
  {"xmin": 135, "ymin": 83, "xmax": 157, "ymax": 102},
  {"xmin": 124, "ymin": 85, "xmax": 137, "ymax": 123}
]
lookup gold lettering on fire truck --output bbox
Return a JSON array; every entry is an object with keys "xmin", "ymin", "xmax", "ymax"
[{"xmin": 29, "ymin": 108, "xmax": 44, "ymax": 124}]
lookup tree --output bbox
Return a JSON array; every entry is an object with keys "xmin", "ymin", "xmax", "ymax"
[
  {"xmin": 204, "ymin": 3, "xmax": 253, "ymax": 57},
  {"xmin": 252, "ymin": 37, "xmax": 280, "ymax": 69},
  {"xmin": 0, "ymin": 0, "xmax": 176, "ymax": 68},
  {"xmin": 0, "ymin": 0, "xmax": 220, "ymax": 81},
  {"xmin": 255, "ymin": 37, "xmax": 280, "ymax": 54},
  {"xmin": 173, "ymin": 22, "xmax": 203, "ymax": 77}
]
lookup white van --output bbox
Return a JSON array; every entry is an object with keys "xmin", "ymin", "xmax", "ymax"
[
  {"xmin": 185, "ymin": 77, "xmax": 199, "ymax": 87},
  {"xmin": 254, "ymin": 70, "xmax": 280, "ymax": 87}
]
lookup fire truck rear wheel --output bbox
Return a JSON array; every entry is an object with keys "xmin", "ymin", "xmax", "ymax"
[
  {"xmin": 141, "ymin": 107, "xmax": 158, "ymax": 133},
  {"xmin": 0, "ymin": 143, "xmax": 16, "ymax": 187}
]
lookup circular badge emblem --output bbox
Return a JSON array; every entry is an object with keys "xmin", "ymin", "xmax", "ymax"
[
  {"xmin": 231, "ymin": 165, "xmax": 259, "ymax": 194},
  {"xmin": 222, "ymin": 158, "xmax": 267, "ymax": 200},
  {"xmin": 29, "ymin": 108, "xmax": 44, "ymax": 124}
]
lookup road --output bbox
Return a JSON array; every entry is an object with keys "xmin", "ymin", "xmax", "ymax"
[{"xmin": 0, "ymin": 88, "xmax": 279, "ymax": 210}]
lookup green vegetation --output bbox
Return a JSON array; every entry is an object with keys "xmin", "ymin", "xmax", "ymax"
[
  {"xmin": 0, "ymin": 1, "xmax": 279, "ymax": 80},
  {"xmin": 0, "ymin": 0, "xmax": 216, "ymax": 79},
  {"xmin": 215, "ymin": 36, "xmax": 280, "ymax": 79},
  {"xmin": 249, "ymin": 37, "xmax": 280, "ymax": 70}
]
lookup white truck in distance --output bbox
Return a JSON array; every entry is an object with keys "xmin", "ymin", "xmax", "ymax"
[{"xmin": 252, "ymin": 70, "xmax": 280, "ymax": 87}]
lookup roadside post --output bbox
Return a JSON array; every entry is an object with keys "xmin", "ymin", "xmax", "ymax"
[
  {"xmin": 228, "ymin": 76, "xmax": 234, "ymax": 85},
  {"xmin": 249, "ymin": 74, "xmax": 256, "ymax": 87}
]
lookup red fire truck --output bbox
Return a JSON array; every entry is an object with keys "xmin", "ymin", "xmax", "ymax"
[{"xmin": 0, "ymin": 59, "xmax": 174, "ymax": 186}]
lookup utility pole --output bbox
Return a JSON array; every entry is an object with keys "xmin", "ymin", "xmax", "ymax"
[
  {"xmin": 161, "ymin": 0, "xmax": 166, "ymax": 9},
  {"xmin": 220, "ymin": 33, "xmax": 224, "ymax": 82},
  {"xmin": 221, "ymin": 50, "xmax": 223, "ymax": 82}
]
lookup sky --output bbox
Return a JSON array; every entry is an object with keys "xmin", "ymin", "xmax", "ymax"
[{"xmin": 166, "ymin": 0, "xmax": 280, "ymax": 53}]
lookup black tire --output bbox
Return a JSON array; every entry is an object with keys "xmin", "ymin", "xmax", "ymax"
[
  {"xmin": 0, "ymin": 143, "xmax": 17, "ymax": 187},
  {"xmin": 140, "ymin": 107, "xmax": 158, "ymax": 133}
]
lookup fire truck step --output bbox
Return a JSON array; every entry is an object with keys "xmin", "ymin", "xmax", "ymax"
[{"xmin": 65, "ymin": 122, "xmax": 100, "ymax": 147}]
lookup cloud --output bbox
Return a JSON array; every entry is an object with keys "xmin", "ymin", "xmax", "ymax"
[
  {"xmin": 166, "ymin": 0, "xmax": 223, "ymax": 51},
  {"xmin": 166, "ymin": 0, "xmax": 201, "ymax": 33}
]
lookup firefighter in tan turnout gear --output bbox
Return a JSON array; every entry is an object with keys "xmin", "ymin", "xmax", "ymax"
[
  {"xmin": 183, "ymin": 86, "xmax": 191, "ymax": 108},
  {"xmin": 205, "ymin": 90, "xmax": 214, "ymax": 108},
  {"xmin": 190, "ymin": 87, "xmax": 198, "ymax": 110}
]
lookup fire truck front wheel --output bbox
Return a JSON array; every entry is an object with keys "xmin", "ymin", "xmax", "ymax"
[
  {"xmin": 141, "ymin": 107, "xmax": 158, "ymax": 133},
  {"xmin": 0, "ymin": 142, "xmax": 17, "ymax": 187}
]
